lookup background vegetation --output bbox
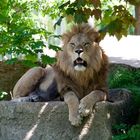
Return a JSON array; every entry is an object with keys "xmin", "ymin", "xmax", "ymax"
[
  {"xmin": 0, "ymin": 0, "xmax": 139, "ymax": 66},
  {"xmin": 109, "ymin": 65, "xmax": 140, "ymax": 108},
  {"xmin": 109, "ymin": 64, "xmax": 140, "ymax": 140}
]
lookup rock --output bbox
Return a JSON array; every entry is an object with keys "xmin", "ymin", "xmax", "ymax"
[
  {"xmin": 0, "ymin": 89, "xmax": 133, "ymax": 140},
  {"xmin": 0, "ymin": 62, "xmax": 29, "ymax": 100}
]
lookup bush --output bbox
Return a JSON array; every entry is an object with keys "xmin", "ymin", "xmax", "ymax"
[
  {"xmin": 0, "ymin": 91, "xmax": 8, "ymax": 101},
  {"xmin": 108, "ymin": 65, "xmax": 140, "ymax": 108},
  {"xmin": 112, "ymin": 124, "xmax": 140, "ymax": 140},
  {"xmin": 109, "ymin": 65, "xmax": 140, "ymax": 140}
]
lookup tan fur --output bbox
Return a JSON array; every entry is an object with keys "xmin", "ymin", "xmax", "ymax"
[
  {"xmin": 64, "ymin": 92, "xmax": 81, "ymax": 126},
  {"xmin": 39, "ymin": 67, "xmax": 55, "ymax": 92},
  {"xmin": 79, "ymin": 90, "xmax": 107, "ymax": 117},
  {"xmin": 13, "ymin": 67, "xmax": 46, "ymax": 98}
]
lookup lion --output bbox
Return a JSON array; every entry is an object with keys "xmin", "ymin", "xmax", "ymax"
[{"xmin": 12, "ymin": 24, "xmax": 109, "ymax": 126}]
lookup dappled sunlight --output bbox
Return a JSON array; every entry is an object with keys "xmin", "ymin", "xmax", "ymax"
[
  {"xmin": 107, "ymin": 113, "xmax": 111, "ymax": 119},
  {"xmin": 38, "ymin": 103, "xmax": 48, "ymax": 117},
  {"xmin": 23, "ymin": 103, "xmax": 48, "ymax": 140},
  {"xmin": 23, "ymin": 124, "xmax": 38, "ymax": 140},
  {"xmin": 78, "ymin": 113, "xmax": 95, "ymax": 139}
]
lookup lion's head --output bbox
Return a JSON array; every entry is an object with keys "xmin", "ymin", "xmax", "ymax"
[{"xmin": 56, "ymin": 24, "xmax": 106, "ymax": 84}]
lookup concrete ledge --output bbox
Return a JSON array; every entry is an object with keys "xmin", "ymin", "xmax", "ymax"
[{"xmin": 0, "ymin": 89, "xmax": 132, "ymax": 140}]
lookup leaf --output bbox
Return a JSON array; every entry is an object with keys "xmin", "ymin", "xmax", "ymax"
[
  {"xmin": 0, "ymin": 14, "xmax": 9, "ymax": 23},
  {"xmin": 22, "ymin": 60, "xmax": 38, "ymax": 67},
  {"xmin": 77, "ymin": 0, "xmax": 86, "ymax": 7},
  {"xmin": 59, "ymin": 1, "xmax": 70, "ymax": 9},
  {"xmin": 74, "ymin": 11, "xmax": 88, "ymax": 23},
  {"xmin": 0, "ymin": 91, "xmax": 8, "ymax": 100},
  {"xmin": 41, "ymin": 55, "xmax": 56, "ymax": 65},
  {"xmin": 25, "ymin": 54, "xmax": 38, "ymax": 62},
  {"xmin": 127, "ymin": 125, "xmax": 140, "ymax": 139},
  {"xmin": 49, "ymin": 44, "xmax": 61, "ymax": 52},
  {"xmin": 83, "ymin": 8, "xmax": 92, "ymax": 15},
  {"xmin": 65, "ymin": 7, "xmax": 76, "ymax": 15},
  {"xmin": 32, "ymin": 41, "xmax": 44, "ymax": 49},
  {"xmin": 65, "ymin": 15, "xmax": 74, "ymax": 22},
  {"xmin": 91, "ymin": 0, "xmax": 101, "ymax": 8},
  {"xmin": 92, "ymin": 9, "xmax": 102, "ymax": 20},
  {"xmin": 34, "ymin": 49, "xmax": 43, "ymax": 53},
  {"xmin": 115, "ymin": 33, "xmax": 123, "ymax": 40},
  {"xmin": 5, "ymin": 58, "xmax": 18, "ymax": 65}
]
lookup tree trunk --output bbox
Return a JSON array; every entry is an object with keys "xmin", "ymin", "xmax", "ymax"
[{"xmin": 135, "ymin": 5, "xmax": 140, "ymax": 35}]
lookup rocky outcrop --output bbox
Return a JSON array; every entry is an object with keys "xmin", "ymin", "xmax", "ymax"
[{"xmin": 0, "ymin": 89, "xmax": 133, "ymax": 140}]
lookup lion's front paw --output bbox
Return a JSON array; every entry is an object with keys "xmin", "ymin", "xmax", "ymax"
[
  {"xmin": 79, "ymin": 98, "xmax": 94, "ymax": 117},
  {"xmin": 69, "ymin": 115, "xmax": 82, "ymax": 126},
  {"xmin": 79, "ymin": 103, "xmax": 92, "ymax": 117}
]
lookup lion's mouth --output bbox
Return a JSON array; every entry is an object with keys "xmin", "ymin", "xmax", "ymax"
[{"xmin": 74, "ymin": 57, "xmax": 87, "ymax": 67}]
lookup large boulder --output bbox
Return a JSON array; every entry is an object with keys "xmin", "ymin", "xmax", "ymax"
[{"xmin": 0, "ymin": 89, "xmax": 133, "ymax": 140}]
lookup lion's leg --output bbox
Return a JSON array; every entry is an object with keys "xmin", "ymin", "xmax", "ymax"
[
  {"xmin": 64, "ymin": 92, "xmax": 82, "ymax": 126},
  {"xmin": 79, "ymin": 90, "xmax": 107, "ymax": 117},
  {"xmin": 13, "ymin": 67, "xmax": 46, "ymax": 98}
]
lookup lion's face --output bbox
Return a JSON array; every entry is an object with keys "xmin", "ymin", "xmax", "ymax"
[
  {"xmin": 57, "ymin": 24, "xmax": 102, "ymax": 76},
  {"xmin": 66, "ymin": 33, "xmax": 98, "ymax": 71}
]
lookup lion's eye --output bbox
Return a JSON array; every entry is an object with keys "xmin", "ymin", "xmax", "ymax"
[
  {"xmin": 70, "ymin": 43, "xmax": 75, "ymax": 48},
  {"xmin": 83, "ymin": 42, "xmax": 90, "ymax": 47}
]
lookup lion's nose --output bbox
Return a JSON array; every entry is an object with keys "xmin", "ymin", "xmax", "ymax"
[{"xmin": 75, "ymin": 49, "xmax": 83, "ymax": 55}]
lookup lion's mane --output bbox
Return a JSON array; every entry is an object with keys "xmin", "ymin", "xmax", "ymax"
[{"xmin": 55, "ymin": 24, "xmax": 108, "ymax": 89}]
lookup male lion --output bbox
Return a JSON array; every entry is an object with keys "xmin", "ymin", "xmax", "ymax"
[{"xmin": 12, "ymin": 24, "xmax": 109, "ymax": 126}]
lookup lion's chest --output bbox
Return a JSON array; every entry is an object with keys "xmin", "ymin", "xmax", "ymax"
[
  {"xmin": 73, "ymin": 82, "xmax": 96, "ymax": 99},
  {"xmin": 53, "ymin": 66, "xmax": 97, "ymax": 100}
]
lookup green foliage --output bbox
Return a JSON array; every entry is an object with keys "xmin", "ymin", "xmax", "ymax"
[
  {"xmin": 0, "ymin": 0, "xmax": 61, "ymax": 66},
  {"xmin": 109, "ymin": 65, "xmax": 140, "ymax": 139},
  {"xmin": 56, "ymin": 0, "xmax": 136, "ymax": 40},
  {"xmin": 41, "ymin": 55, "xmax": 56, "ymax": 65},
  {"xmin": 40, "ymin": 0, "xmax": 65, "ymax": 19},
  {"xmin": 112, "ymin": 124, "xmax": 140, "ymax": 140},
  {"xmin": 0, "ymin": 91, "xmax": 8, "ymax": 101},
  {"xmin": 57, "ymin": 0, "xmax": 102, "ymax": 24},
  {"xmin": 108, "ymin": 66, "xmax": 140, "ymax": 107},
  {"xmin": 99, "ymin": 5, "xmax": 135, "ymax": 39},
  {"xmin": 109, "ymin": 66, "xmax": 140, "ymax": 88}
]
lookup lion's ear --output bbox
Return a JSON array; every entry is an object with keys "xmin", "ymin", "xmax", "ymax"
[
  {"xmin": 87, "ymin": 29, "xmax": 101, "ymax": 43},
  {"xmin": 61, "ymin": 33, "xmax": 69, "ymax": 45}
]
